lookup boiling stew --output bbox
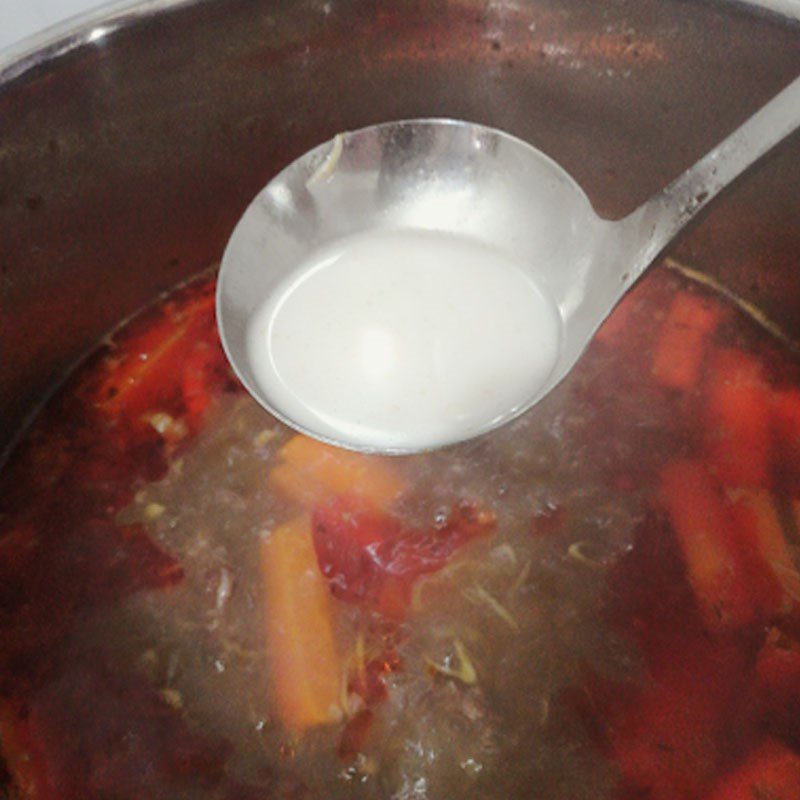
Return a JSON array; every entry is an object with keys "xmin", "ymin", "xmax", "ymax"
[{"xmin": 0, "ymin": 266, "xmax": 799, "ymax": 799}]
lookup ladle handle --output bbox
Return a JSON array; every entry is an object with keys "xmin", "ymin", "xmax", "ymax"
[{"xmin": 621, "ymin": 74, "xmax": 800, "ymax": 281}]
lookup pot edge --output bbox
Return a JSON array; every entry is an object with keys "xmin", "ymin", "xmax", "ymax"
[{"xmin": 1, "ymin": 0, "xmax": 797, "ymax": 87}]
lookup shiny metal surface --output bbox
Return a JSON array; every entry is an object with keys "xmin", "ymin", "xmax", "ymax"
[
  {"xmin": 0, "ymin": 0, "xmax": 198, "ymax": 82},
  {"xmin": 0, "ymin": 0, "xmax": 795, "ymax": 86},
  {"xmin": 0, "ymin": 0, "xmax": 797, "ymax": 796},
  {"xmin": 0, "ymin": 0, "xmax": 796, "ymax": 84},
  {"xmin": 218, "ymin": 119, "xmax": 598, "ymax": 451},
  {"xmin": 2, "ymin": 0, "xmax": 800, "ymax": 461},
  {"xmin": 219, "ymin": 76, "xmax": 800, "ymax": 452}
]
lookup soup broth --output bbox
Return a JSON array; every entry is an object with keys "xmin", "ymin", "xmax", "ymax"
[{"xmin": 1, "ymin": 266, "xmax": 799, "ymax": 799}]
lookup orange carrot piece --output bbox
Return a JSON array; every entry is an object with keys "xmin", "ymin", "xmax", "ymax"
[
  {"xmin": 659, "ymin": 460, "xmax": 754, "ymax": 632},
  {"xmin": 261, "ymin": 517, "xmax": 342, "ymax": 732},
  {"xmin": 651, "ymin": 292, "xmax": 722, "ymax": 391},
  {"xmin": 731, "ymin": 490, "xmax": 800, "ymax": 619},
  {"xmin": 271, "ymin": 436, "xmax": 405, "ymax": 510},
  {"xmin": 268, "ymin": 463, "xmax": 328, "ymax": 509},
  {"xmin": 705, "ymin": 348, "xmax": 772, "ymax": 488},
  {"xmin": 708, "ymin": 739, "xmax": 800, "ymax": 800}
]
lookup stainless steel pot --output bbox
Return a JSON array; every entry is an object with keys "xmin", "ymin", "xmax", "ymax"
[
  {"xmin": 1, "ymin": 0, "xmax": 799, "ymax": 459},
  {"xmin": 0, "ymin": 3, "xmax": 799, "ymax": 797}
]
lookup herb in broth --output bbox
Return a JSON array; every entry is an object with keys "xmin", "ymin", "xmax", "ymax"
[{"xmin": 1, "ymin": 267, "xmax": 800, "ymax": 800}]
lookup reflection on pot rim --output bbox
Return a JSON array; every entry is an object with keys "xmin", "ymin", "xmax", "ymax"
[{"xmin": 1, "ymin": 0, "xmax": 797, "ymax": 86}]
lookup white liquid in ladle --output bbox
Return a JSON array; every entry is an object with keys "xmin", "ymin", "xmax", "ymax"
[
  {"xmin": 246, "ymin": 229, "xmax": 562, "ymax": 450},
  {"xmin": 224, "ymin": 82, "xmax": 800, "ymax": 451}
]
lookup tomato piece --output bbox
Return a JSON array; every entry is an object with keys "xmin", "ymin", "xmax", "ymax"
[
  {"xmin": 708, "ymin": 740, "xmax": 800, "ymax": 800},
  {"xmin": 311, "ymin": 499, "xmax": 400, "ymax": 607},
  {"xmin": 311, "ymin": 496, "xmax": 494, "ymax": 616}
]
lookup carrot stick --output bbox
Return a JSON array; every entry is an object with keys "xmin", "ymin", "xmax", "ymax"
[
  {"xmin": 730, "ymin": 490, "xmax": 800, "ymax": 619},
  {"xmin": 270, "ymin": 435, "xmax": 405, "ymax": 510},
  {"xmin": 659, "ymin": 459, "xmax": 754, "ymax": 632},
  {"xmin": 704, "ymin": 348, "xmax": 771, "ymax": 488},
  {"xmin": 268, "ymin": 463, "xmax": 328, "ymax": 509},
  {"xmin": 261, "ymin": 516, "xmax": 343, "ymax": 732},
  {"xmin": 651, "ymin": 292, "xmax": 722, "ymax": 391}
]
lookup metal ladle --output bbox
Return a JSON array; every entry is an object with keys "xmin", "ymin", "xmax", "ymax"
[{"xmin": 217, "ymin": 76, "xmax": 800, "ymax": 454}]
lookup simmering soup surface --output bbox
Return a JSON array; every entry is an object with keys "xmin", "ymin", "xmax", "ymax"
[{"xmin": 1, "ymin": 265, "xmax": 800, "ymax": 800}]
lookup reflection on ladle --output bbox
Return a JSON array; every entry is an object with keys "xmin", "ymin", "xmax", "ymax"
[{"xmin": 217, "ymin": 76, "xmax": 800, "ymax": 454}]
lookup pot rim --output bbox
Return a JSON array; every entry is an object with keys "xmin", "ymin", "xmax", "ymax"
[
  {"xmin": 0, "ymin": 0, "xmax": 198, "ymax": 84},
  {"xmin": 0, "ymin": 0, "xmax": 797, "ymax": 87}
]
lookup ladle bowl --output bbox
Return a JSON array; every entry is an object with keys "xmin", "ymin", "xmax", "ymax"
[{"xmin": 217, "ymin": 76, "xmax": 800, "ymax": 453}]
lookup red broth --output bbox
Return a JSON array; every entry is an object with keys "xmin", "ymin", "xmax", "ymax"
[{"xmin": 1, "ymin": 267, "xmax": 799, "ymax": 799}]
